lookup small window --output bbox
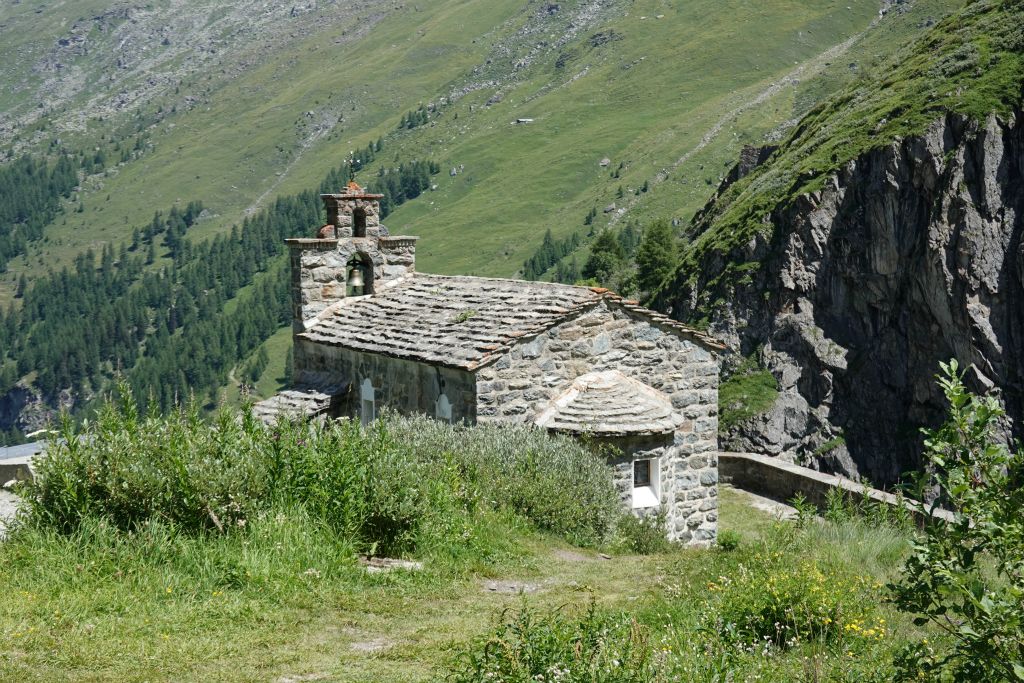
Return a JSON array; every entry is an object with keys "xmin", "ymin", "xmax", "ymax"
[
  {"xmin": 360, "ymin": 378, "xmax": 375, "ymax": 426},
  {"xmin": 353, "ymin": 208, "xmax": 367, "ymax": 237},
  {"xmin": 634, "ymin": 460, "xmax": 651, "ymax": 487},
  {"xmin": 632, "ymin": 458, "xmax": 660, "ymax": 508},
  {"xmin": 435, "ymin": 393, "xmax": 452, "ymax": 424}
]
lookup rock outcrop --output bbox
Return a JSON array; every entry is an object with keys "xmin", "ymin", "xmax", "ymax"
[
  {"xmin": 0, "ymin": 382, "xmax": 70, "ymax": 436},
  {"xmin": 665, "ymin": 110, "xmax": 1023, "ymax": 485}
]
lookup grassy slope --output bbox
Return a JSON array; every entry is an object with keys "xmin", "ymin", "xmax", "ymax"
[
  {"xmin": 0, "ymin": 0, "xmax": 970, "ymax": 405},
  {"xmin": 357, "ymin": 0, "xmax": 884, "ymax": 276},
  {"xmin": 0, "ymin": 0, "xmax": 886, "ymax": 306},
  {"xmin": 0, "ymin": 487, "xmax": 920, "ymax": 682},
  {"xmin": 665, "ymin": 0, "xmax": 1024, "ymax": 304}
]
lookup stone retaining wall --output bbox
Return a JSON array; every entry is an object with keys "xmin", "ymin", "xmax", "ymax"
[{"xmin": 720, "ymin": 452, "xmax": 953, "ymax": 523}]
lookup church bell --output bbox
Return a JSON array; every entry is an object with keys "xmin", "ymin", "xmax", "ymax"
[{"xmin": 346, "ymin": 264, "xmax": 366, "ymax": 295}]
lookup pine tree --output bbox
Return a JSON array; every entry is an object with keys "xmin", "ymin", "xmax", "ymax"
[
  {"xmin": 582, "ymin": 230, "xmax": 625, "ymax": 286},
  {"xmin": 635, "ymin": 218, "xmax": 678, "ymax": 294},
  {"xmin": 283, "ymin": 347, "xmax": 294, "ymax": 385},
  {"xmin": 618, "ymin": 223, "xmax": 639, "ymax": 256}
]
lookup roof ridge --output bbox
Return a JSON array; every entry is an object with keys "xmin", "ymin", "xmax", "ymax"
[
  {"xmin": 413, "ymin": 271, "xmax": 599, "ymax": 292},
  {"xmin": 411, "ymin": 272, "xmax": 724, "ymax": 352}
]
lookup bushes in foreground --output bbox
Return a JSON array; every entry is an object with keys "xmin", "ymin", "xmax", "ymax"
[
  {"xmin": 449, "ymin": 519, "xmax": 905, "ymax": 683},
  {"xmin": 890, "ymin": 361, "xmax": 1024, "ymax": 681},
  {"xmin": 22, "ymin": 386, "xmax": 621, "ymax": 554},
  {"xmin": 450, "ymin": 602, "xmax": 661, "ymax": 683},
  {"xmin": 387, "ymin": 416, "xmax": 621, "ymax": 547}
]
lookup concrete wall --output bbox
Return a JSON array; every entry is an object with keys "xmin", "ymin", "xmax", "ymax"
[
  {"xmin": 475, "ymin": 301, "xmax": 720, "ymax": 545},
  {"xmin": 294, "ymin": 339, "xmax": 476, "ymax": 423}
]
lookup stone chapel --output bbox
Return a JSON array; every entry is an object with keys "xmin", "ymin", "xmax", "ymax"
[{"xmin": 256, "ymin": 182, "xmax": 723, "ymax": 545}]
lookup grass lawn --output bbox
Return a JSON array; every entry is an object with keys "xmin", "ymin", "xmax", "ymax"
[{"xmin": 0, "ymin": 486, "xmax": 922, "ymax": 682}]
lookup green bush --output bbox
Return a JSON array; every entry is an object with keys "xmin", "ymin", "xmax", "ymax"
[
  {"xmin": 716, "ymin": 529, "xmax": 741, "ymax": 551},
  {"xmin": 387, "ymin": 415, "xmax": 620, "ymax": 547},
  {"xmin": 449, "ymin": 601, "xmax": 661, "ymax": 683},
  {"xmin": 614, "ymin": 510, "xmax": 673, "ymax": 555},
  {"xmin": 23, "ymin": 386, "xmax": 620, "ymax": 554},
  {"xmin": 890, "ymin": 361, "xmax": 1024, "ymax": 681},
  {"xmin": 706, "ymin": 547, "xmax": 883, "ymax": 649}
]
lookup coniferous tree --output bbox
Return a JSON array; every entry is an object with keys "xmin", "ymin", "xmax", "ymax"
[
  {"xmin": 635, "ymin": 218, "xmax": 678, "ymax": 294},
  {"xmin": 582, "ymin": 230, "xmax": 625, "ymax": 286},
  {"xmin": 618, "ymin": 223, "xmax": 639, "ymax": 256},
  {"xmin": 283, "ymin": 346, "xmax": 294, "ymax": 386}
]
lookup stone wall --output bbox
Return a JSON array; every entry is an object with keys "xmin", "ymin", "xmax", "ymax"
[
  {"xmin": 294, "ymin": 338, "xmax": 476, "ymax": 423},
  {"xmin": 475, "ymin": 301, "xmax": 720, "ymax": 545},
  {"xmin": 323, "ymin": 193, "xmax": 384, "ymax": 238},
  {"xmin": 287, "ymin": 238, "xmax": 347, "ymax": 331},
  {"xmin": 720, "ymin": 451, "xmax": 954, "ymax": 524},
  {"xmin": 286, "ymin": 236, "xmax": 418, "ymax": 332},
  {"xmin": 377, "ymin": 237, "xmax": 417, "ymax": 281}
]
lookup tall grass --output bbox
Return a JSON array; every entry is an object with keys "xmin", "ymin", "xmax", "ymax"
[
  {"xmin": 448, "ymin": 502, "xmax": 920, "ymax": 682},
  {"xmin": 21, "ymin": 385, "xmax": 621, "ymax": 556}
]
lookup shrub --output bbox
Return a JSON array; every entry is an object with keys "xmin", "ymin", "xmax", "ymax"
[
  {"xmin": 26, "ymin": 394, "xmax": 276, "ymax": 534},
  {"xmin": 387, "ymin": 415, "xmax": 621, "ymax": 547},
  {"xmin": 716, "ymin": 529, "xmax": 741, "ymax": 551},
  {"xmin": 706, "ymin": 548, "xmax": 883, "ymax": 649},
  {"xmin": 449, "ymin": 601, "xmax": 661, "ymax": 683},
  {"xmin": 890, "ymin": 361, "xmax": 1024, "ymax": 681},
  {"xmin": 614, "ymin": 510, "xmax": 673, "ymax": 555},
  {"xmin": 22, "ymin": 387, "xmax": 621, "ymax": 554}
]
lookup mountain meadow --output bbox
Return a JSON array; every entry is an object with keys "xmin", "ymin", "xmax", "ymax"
[{"xmin": 0, "ymin": 0, "xmax": 971, "ymax": 440}]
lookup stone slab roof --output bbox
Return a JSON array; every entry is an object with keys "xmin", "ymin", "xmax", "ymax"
[
  {"xmin": 534, "ymin": 370, "xmax": 681, "ymax": 436},
  {"xmin": 299, "ymin": 274, "xmax": 605, "ymax": 370},
  {"xmin": 298, "ymin": 273, "xmax": 723, "ymax": 371},
  {"xmin": 252, "ymin": 377, "xmax": 348, "ymax": 424}
]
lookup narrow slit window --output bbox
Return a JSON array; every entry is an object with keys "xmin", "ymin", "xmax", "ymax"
[
  {"xmin": 353, "ymin": 208, "xmax": 367, "ymax": 237},
  {"xmin": 360, "ymin": 378, "xmax": 376, "ymax": 426},
  {"xmin": 435, "ymin": 393, "xmax": 452, "ymax": 424}
]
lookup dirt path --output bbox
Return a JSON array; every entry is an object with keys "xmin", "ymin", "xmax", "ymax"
[{"xmin": 272, "ymin": 546, "xmax": 656, "ymax": 683}]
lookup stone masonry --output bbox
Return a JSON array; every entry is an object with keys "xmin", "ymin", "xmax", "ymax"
[
  {"xmin": 258, "ymin": 182, "xmax": 724, "ymax": 546},
  {"xmin": 475, "ymin": 300, "xmax": 720, "ymax": 544}
]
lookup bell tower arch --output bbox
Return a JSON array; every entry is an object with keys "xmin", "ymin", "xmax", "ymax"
[
  {"xmin": 322, "ymin": 181, "xmax": 384, "ymax": 238},
  {"xmin": 285, "ymin": 180, "xmax": 419, "ymax": 332}
]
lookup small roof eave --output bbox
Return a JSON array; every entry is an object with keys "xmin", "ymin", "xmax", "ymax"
[{"xmin": 534, "ymin": 370, "xmax": 682, "ymax": 437}]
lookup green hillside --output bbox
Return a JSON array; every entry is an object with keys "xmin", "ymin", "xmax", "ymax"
[
  {"xmin": 660, "ymin": 0, "xmax": 1024, "ymax": 314},
  {"xmin": 0, "ymin": 0, "xmax": 972, "ymax": 433},
  {"xmin": 3, "ymin": 0, "xmax": 925, "ymax": 298}
]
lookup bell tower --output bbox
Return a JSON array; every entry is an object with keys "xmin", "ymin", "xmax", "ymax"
[
  {"xmin": 322, "ymin": 180, "xmax": 385, "ymax": 239},
  {"xmin": 285, "ymin": 180, "xmax": 418, "ymax": 332}
]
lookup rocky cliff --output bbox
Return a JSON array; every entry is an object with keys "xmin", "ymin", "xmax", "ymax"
[{"xmin": 665, "ymin": 110, "xmax": 1023, "ymax": 485}]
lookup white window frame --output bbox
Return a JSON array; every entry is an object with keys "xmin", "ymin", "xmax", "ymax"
[
  {"xmin": 435, "ymin": 393, "xmax": 453, "ymax": 424},
  {"xmin": 360, "ymin": 378, "xmax": 376, "ymax": 426},
  {"xmin": 631, "ymin": 457, "xmax": 661, "ymax": 509}
]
